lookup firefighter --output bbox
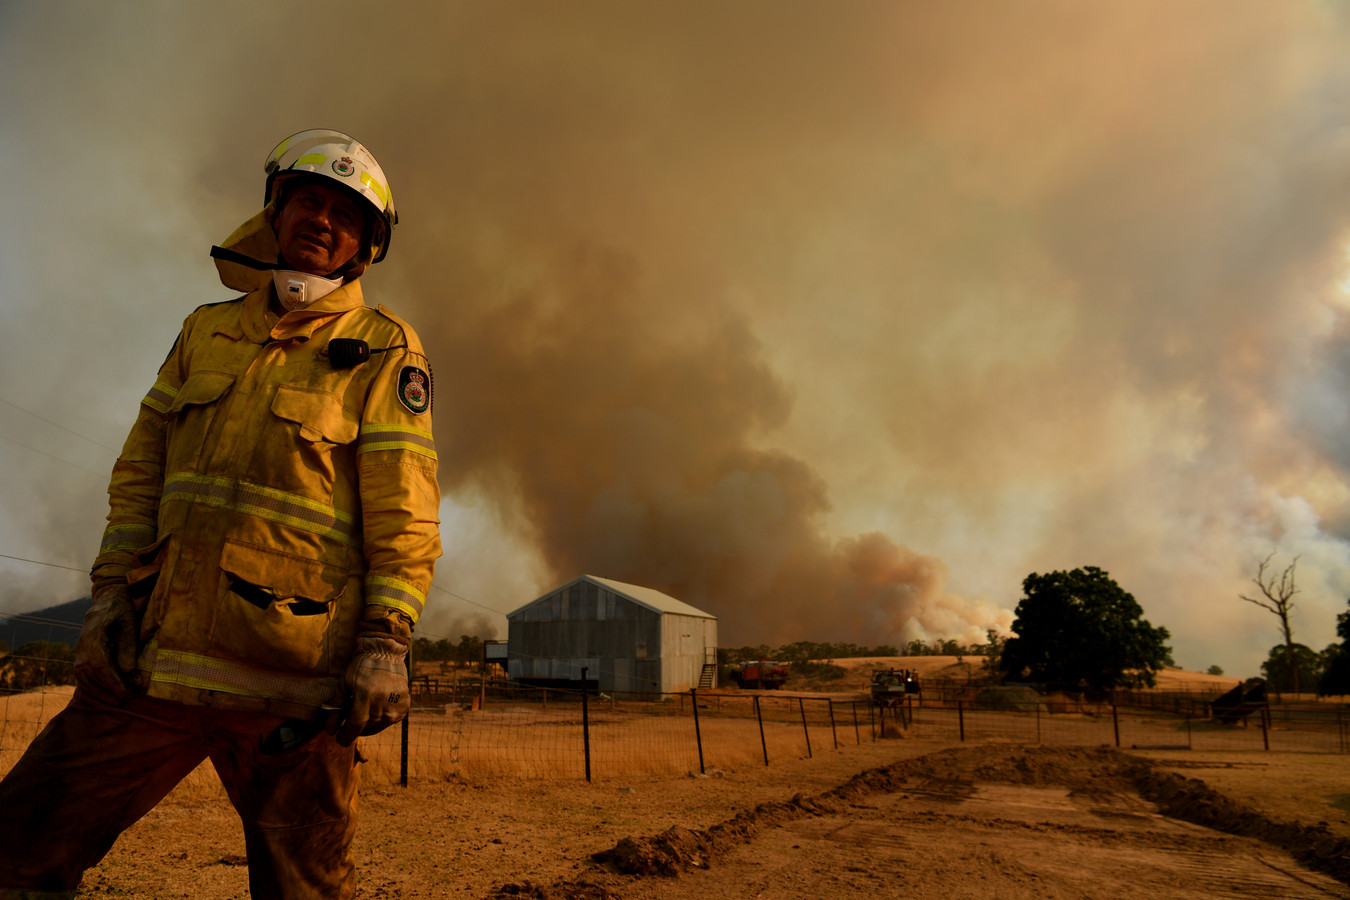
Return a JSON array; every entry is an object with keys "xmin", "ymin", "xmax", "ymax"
[{"xmin": 0, "ymin": 130, "xmax": 442, "ymax": 900}]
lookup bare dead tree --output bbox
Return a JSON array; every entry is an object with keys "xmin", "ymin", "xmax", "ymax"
[{"xmin": 1240, "ymin": 554, "xmax": 1300, "ymax": 693}]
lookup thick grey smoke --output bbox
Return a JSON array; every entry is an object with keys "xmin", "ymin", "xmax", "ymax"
[{"xmin": 4, "ymin": 2, "xmax": 1350, "ymax": 673}]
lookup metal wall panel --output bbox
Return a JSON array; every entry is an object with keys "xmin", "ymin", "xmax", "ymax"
[{"xmin": 507, "ymin": 579, "xmax": 716, "ymax": 697}]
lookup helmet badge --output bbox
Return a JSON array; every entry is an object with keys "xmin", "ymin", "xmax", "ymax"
[{"xmin": 332, "ymin": 156, "xmax": 355, "ymax": 177}]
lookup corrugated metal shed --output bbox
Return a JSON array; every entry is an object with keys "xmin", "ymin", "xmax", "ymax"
[{"xmin": 506, "ymin": 575, "xmax": 718, "ymax": 697}]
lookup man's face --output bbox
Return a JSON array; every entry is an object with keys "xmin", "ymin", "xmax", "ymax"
[{"xmin": 274, "ymin": 180, "xmax": 367, "ymax": 276}]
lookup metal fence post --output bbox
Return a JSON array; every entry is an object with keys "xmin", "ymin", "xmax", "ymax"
[
  {"xmin": 851, "ymin": 701, "xmax": 861, "ymax": 745},
  {"xmin": 479, "ymin": 654, "xmax": 487, "ymax": 710},
  {"xmin": 798, "ymin": 697, "xmax": 812, "ymax": 758},
  {"xmin": 755, "ymin": 695, "xmax": 769, "ymax": 766},
  {"xmin": 828, "ymin": 700, "xmax": 839, "ymax": 749},
  {"xmin": 1112, "ymin": 703, "xmax": 1120, "ymax": 748},
  {"xmin": 1260, "ymin": 706, "xmax": 1270, "ymax": 751},
  {"xmin": 582, "ymin": 666, "xmax": 592, "ymax": 782},
  {"xmin": 401, "ymin": 642, "xmax": 412, "ymax": 787},
  {"xmin": 691, "ymin": 688, "xmax": 705, "ymax": 774},
  {"xmin": 957, "ymin": 700, "xmax": 965, "ymax": 741}
]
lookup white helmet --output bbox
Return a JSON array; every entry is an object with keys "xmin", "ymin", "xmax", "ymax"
[{"xmin": 264, "ymin": 129, "xmax": 398, "ymax": 264}]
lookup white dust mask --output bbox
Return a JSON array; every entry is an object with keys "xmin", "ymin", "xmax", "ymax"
[{"xmin": 273, "ymin": 270, "xmax": 344, "ymax": 311}]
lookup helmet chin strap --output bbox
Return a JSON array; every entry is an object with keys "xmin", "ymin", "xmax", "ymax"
[
  {"xmin": 273, "ymin": 269, "xmax": 344, "ymax": 310},
  {"xmin": 209, "ymin": 244, "xmax": 356, "ymax": 308}
]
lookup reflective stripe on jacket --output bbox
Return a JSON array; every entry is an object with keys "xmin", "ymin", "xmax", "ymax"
[{"xmin": 92, "ymin": 279, "xmax": 441, "ymax": 718}]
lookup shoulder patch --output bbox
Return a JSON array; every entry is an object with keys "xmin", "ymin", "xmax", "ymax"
[{"xmin": 397, "ymin": 366, "xmax": 431, "ymax": 415}]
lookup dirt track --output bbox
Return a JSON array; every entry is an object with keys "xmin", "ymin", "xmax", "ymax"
[{"xmin": 69, "ymin": 740, "xmax": 1350, "ymax": 899}]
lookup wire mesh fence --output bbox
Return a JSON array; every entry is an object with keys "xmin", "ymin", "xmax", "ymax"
[
  {"xmin": 6, "ymin": 679, "xmax": 1347, "ymax": 803},
  {"xmin": 3, "ymin": 627, "xmax": 1348, "ymax": 800}
]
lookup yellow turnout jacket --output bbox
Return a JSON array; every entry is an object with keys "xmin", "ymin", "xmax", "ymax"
[{"xmin": 92, "ymin": 272, "xmax": 441, "ymax": 719}]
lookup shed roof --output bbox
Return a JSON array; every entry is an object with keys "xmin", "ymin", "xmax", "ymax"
[{"xmin": 510, "ymin": 574, "xmax": 716, "ymax": 620}]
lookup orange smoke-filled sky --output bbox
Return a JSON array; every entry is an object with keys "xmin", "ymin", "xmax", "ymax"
[{"xmin": 4, "ymin": 1, "xmax": 1350, "ymax": 676}]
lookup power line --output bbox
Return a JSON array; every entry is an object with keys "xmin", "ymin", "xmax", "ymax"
[
  {"xmin": 0, "ymin": 433, "xmax": 109, "ymax": 478},
  {"xmin": 429, "ymin": 581, "xmax": 510, "ymax": 616},
  {"xmin": 0, "ymin": 396, "xmax": 121, "ymax": 453},
  {"xmin": 0, "ymin": 553, "xmax": 86, "ymax": 574}
]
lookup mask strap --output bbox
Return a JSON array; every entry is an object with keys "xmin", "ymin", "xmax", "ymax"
[{"xmin": 210, "ymin": 245, "xmax": 277, "ymax": 271}]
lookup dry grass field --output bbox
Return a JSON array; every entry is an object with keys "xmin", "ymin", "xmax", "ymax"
[
  {"xmin": 3, "ymin": 668, "xmax": 1349, "ymax": 898},
  {"xmin": 798, "ymin": 655, "xmax": 1246, "ymax": 694}
]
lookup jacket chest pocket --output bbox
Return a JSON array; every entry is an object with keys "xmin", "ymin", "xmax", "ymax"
[
  {"xmin": 165, "ymin": 372, "xmax": 236, "ymax": 471},
  {"xmin": 262, "ymin": 384, "xmax": 360, "ymax": 489}
]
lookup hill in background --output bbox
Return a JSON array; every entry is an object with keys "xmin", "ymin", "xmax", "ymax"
[{"xmin": 0, "ymin": 596, "xmax": 90, "ymax": 649}]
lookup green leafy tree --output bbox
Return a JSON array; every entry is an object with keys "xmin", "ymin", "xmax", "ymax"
[
  {"xmin": 719, "ymin": 645, "xmax": 771, "ymax": 666},
  {"xmin": 1260, "ymin": 642, "xmax": 1321, "ymax": 693},
  {"xmin": 412, "ymin": 637, "xmax": 453, "ymax": 662},
  {"xmin": 771, "ymin": 641, "xmax": 815, "ymax": 664},
  {"xmin": 1000, "ymin": 567, "xmax": 1171, "ymax": 691},
  {"xmin": 1206, "ymin": 665, "xmax": 1224, "ymax": 676},
  {"xmin": 980, "ymin": 630, "xmax": 1007, "ymax": 674},
  {"xmin": 453, "ymin": 634, "xmax": 484, "ymax": 665},
  {"xmin": 1317, "ymin": 598, "xmax": 1350, "ymax": 695}
]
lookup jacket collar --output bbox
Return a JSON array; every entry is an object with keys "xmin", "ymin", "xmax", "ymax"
[{"xmin": 240, "ymin": 278, "xmax": 365, "ymax": 344}]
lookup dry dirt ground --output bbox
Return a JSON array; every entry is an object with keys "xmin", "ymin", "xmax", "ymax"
[{"xmin": 72, "ymin": 739, "xmax": 1350, "ymax": 899}]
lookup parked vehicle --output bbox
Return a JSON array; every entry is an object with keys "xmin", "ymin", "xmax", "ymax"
[
  {"xmin": 871, "ymin": 668, "xmax": 920, "ymax": 708},
  {"xmin": 728, "ymin": 659, "xmax": 788, "ymax": 689}
]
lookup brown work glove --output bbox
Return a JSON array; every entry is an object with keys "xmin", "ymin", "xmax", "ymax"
[
  {"xmin": 331, "ymin": 634, "xmax": 410, "ymax": 747},
  {"xmin": 74, "ymin": 581, "xmax": 140, "ymax": 704}
]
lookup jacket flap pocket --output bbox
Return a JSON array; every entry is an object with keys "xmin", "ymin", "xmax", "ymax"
[
  {"xmin": 271, "ymin": 384, "xmax": 359, "ymax": 444},
  {"xmin": 126, "ymin": 532, "xmax": 173, "ymax": 593},
  {"xmin": 168, "ymin": 372, "xmax": 235, "ymax": 414},
  {"xmin": 219, "ymin": 539, "xmax": 345, "ymax": 603}
]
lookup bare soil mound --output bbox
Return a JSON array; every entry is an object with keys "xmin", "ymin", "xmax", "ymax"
[
  {"xmin": 63, "ymin": 738, "xmax": 1350, "ymax": 899},
  {"xmin": 581, "ymin": 745, "xmax": 1349, "ymax": 895}
]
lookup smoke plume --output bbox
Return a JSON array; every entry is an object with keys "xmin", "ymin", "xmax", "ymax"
[{"xmin": 5, "ymin": 2, "xmax": 1350, "ymax": 672}]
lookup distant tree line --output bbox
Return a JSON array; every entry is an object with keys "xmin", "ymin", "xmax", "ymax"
[
  {"xmin": 411, "ymin": 634, "xmax": 485, "ymax": 665},
  {"xmin": 1265, "ymin": 596, "xmax": 1350, "ymax": 695},
  {"xmin": 0, "ymin": 640, "xmax": 75, "ymax": 691},
  {"xmin": 719, "ymin": 636, "xmax": 1002, "ymax": 666}
]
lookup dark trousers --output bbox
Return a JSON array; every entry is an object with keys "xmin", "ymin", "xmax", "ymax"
[{"xmin": 0, "ymin": 689, "xmax": 358, "ymax": 899}]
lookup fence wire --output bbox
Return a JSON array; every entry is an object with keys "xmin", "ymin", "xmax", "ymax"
[{"xmin": 3, "ymin": 635, "xmax": 1348, "ymax": 799}]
